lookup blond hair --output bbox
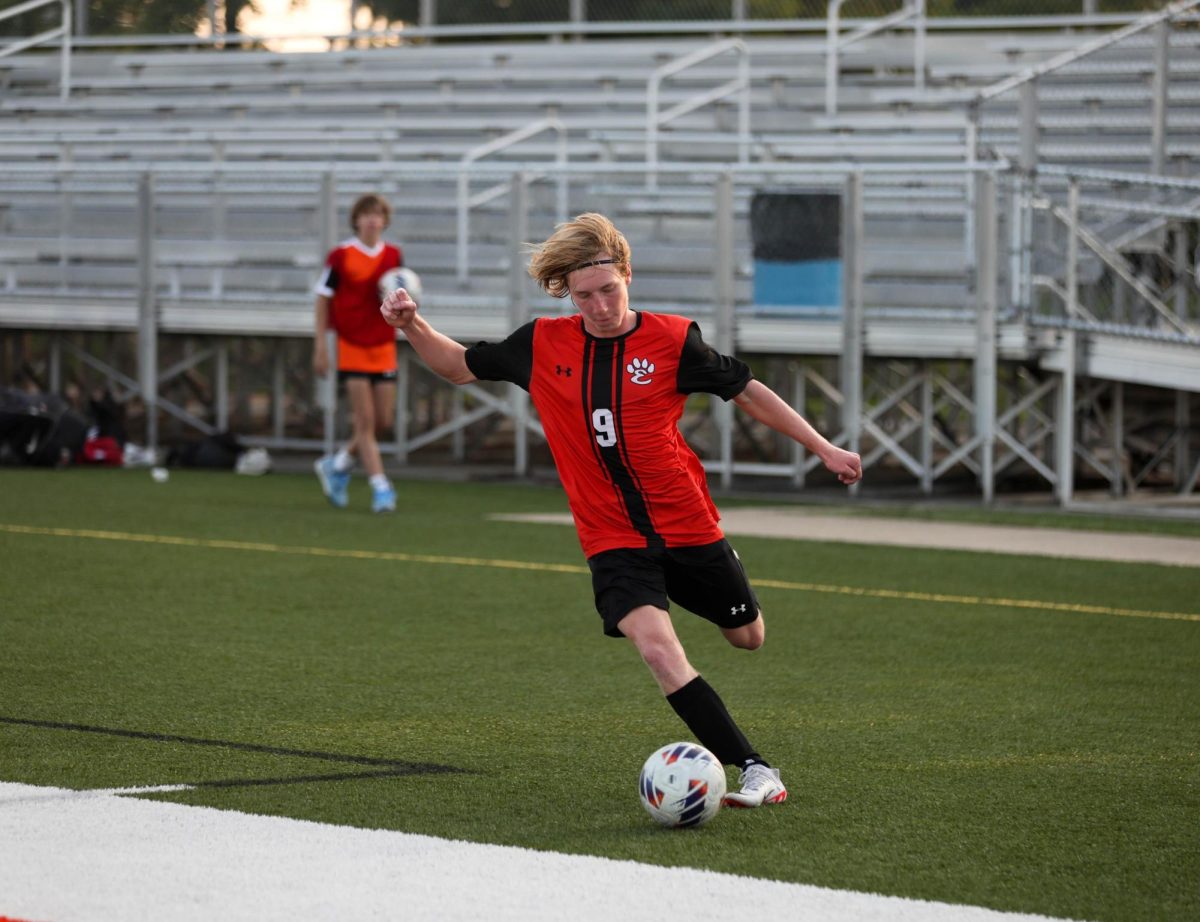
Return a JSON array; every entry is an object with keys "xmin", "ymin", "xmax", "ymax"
[{"xmin": 527, "ymin": 213, "xmax": 631, "ymax": 299}]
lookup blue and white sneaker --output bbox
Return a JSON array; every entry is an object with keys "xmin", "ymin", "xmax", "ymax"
[
  {"xmin": 371, "ymin": 484, "xmax": 397, "ymax": 514},
  {"xmin": 314, "ymin": 456, "xmax": 350, "ymax": 509}
]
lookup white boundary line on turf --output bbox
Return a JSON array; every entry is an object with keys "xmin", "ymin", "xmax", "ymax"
[
  {"xmin": 95, "ymin": 783, "xmax": 197, "ymax": 795},
  {"xmin": 490, "ymin": 510, "xmax": 1200, "ymax": 568},
  {"xmin": 0, "ymin": 781, "xmax": 1089, "ymax": 922}
]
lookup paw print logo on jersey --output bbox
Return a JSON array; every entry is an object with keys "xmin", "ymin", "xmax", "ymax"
[{"xmin": 626, "ymin": 357, "xmax": 655, "ymax": 385}]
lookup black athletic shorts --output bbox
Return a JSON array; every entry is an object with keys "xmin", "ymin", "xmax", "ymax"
[
  {"xmin": 338, "ymin": 369, "xmax": 398, "ymax": 384},
  {"xmin": 587, "ymin": 539, "xmax": 761, "ymax": 638}
]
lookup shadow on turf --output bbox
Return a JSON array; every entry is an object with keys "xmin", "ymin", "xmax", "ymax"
[{"xmin": 0, "ymin": 714, "xmax": 469, "ymax": 790}]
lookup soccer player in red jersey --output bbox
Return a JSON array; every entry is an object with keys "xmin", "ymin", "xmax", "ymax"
[
  {"xmin": 381, "ymin": 213, "xmax": 862, "ymax": 807},
  {"xmin": 313, "ymin": 193, "xmax": 404, "ymax": 514}
]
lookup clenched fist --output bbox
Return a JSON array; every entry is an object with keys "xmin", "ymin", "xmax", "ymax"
[{"xmin": 380, "ymin": 288, "xmax": 418, "ymax": 330}]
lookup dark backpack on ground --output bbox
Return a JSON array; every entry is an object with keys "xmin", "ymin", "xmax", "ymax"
[
  {"xmin": 171, "ymin": 431, "xmax": 244, "ymax": 469},
  {"xmin": 0, "ymin": 388, "xmax": 89, "ymax": 467}
]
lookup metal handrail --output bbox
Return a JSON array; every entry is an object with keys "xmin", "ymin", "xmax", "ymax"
[
  {"xmin": 1037, "ymin": 164, "xmax": 1200, "ymax": 193},
  {"xmin": 1050, "ymin": 193, "xmax": 1190, "ymax": 337},
  {"xmin": 826, "ymin": 0, "xmax": 925, "ymax": 116},
  {"xmin": 456, "ymin": 117, "xmax": 567, "ymax": 284},
  {"xmin": 973, "ymin": 0, "xmax": 1200, "ymax": 105},
  {"xmin": 646, "ymin": 38, "xmax": 749, "ymax": 191},
  {"xmin": 1030, "ymin": 169, "xmax": 1200, "ymax": 262},
  {"xmin": 1105, "ymin": 194, "xmax": 1200, "ymax": 252},
  {"xmin": 0, "ymin": 0, "xmax": 71, "ymax": 99}
]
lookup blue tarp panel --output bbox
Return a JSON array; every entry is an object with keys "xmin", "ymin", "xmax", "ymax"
[{"xmin": 750, "ymin": 191, "xmax": 841, "ymax": 314}]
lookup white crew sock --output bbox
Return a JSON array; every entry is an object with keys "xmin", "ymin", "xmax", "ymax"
[
  {"xmin": 333, "ymin": 449, "xmax": 354, "ymax": 473},
  {"xmin": 369, "ymin": 474, "xmax": 391, "ymax": 492}
]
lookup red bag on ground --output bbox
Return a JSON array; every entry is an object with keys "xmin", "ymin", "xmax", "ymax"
[{"xmin": 79, "ymin": 435, "xmax": 124, "ymax": 466}]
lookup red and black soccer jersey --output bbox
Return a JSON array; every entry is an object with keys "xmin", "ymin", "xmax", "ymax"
[
  {"xmin": 315, "ymin": 237, "xmax": 403, "ymax": 347},
  {"xmin": 465, "ymin": 311, "xmax": 752, "ymax": 558}
]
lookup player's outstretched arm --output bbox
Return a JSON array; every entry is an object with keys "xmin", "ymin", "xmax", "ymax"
[
  {"xmin": 380, "ymin": 289, "xmax": 476, "ymax": 385},
  {"xmin": 733, "ymin": 380, "xmax": 863, "ymax": 485}
]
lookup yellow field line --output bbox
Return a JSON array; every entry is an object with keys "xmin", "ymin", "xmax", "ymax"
[
  {"xmin": 3, "ymin": 522, "xmax": 1197, "ymax": 623},
  {"xmin": 753, "ymin": 578, "xmax": 1200, "ymax": 623},
  {"xmin": 0, "ymin": 523, "xmax": 589, "ymax": 574}
]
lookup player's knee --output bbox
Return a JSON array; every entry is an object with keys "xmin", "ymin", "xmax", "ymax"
[
  {"xmin": 724, "ymin": 614, "xmax": 765, "ymax": 651},
  {"xmin": 730, "ymin": 633, "xmax": 763, "ymax": 652},
  {"xmin": 637, "ymin": 635, "xmax": 688, "ymax": 677},
  {"xmin": 638, "ymin": 640, "xmax": 676, "ymax": 674}
]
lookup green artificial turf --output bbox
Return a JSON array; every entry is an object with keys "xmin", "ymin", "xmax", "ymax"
[{"xmin": 1, "ymin": 467, "xmax": 1197, "ymax": 922}]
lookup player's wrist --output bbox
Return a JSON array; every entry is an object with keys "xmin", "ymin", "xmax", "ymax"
[{"xmin": 813, "ymin": 439, "xmax": 839, "ymax": 465}]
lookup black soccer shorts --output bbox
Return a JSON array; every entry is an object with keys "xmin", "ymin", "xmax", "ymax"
[
  {"xmin": 587, "ymin": 539, "xmax": 761, "ymax": 638},
  {"xmin": 337, "ymin": 368, "xmax": 399, "ymax": 384}
]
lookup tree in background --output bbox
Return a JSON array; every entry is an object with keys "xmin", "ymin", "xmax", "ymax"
[
  {"xmin": 0, "ymin": 0, "xmax": 259, "ymax": 36},
  {"xmin": 358, "ymin": 2, "xmax": 819, "ymax": 25},
  {"xmin": 90, "ymin": 0, "xmax": 210, "ymax": 34},
  {"xmin": 335, "ymin": 0, "xmax": 1165, "ymax": 27}
]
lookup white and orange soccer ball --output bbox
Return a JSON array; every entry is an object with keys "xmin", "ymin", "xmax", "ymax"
[
  {"xmin": 637, "ymin": 742, "xmax": 726, "ymax": 828},
  {"xmin": 378, "ymin": 266, "xmax": 422, "ymax": 304}
]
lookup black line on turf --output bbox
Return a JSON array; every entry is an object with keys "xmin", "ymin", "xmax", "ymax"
[{"xmin": 0, "ymin": 715, "xmax": 466, "ymax": 775}]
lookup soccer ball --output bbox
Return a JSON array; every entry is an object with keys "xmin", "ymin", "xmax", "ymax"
[
  {"xmin": 378, "ymin": 266, "xmax": 422, "ymax": 304},
  {"xmin": 637, "ymin": 741, "xmax": 726, "ymax": 828}
]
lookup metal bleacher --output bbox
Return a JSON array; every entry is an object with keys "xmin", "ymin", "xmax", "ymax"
[{"xmin": 1, "ymin": 9, "xmax": 1197, "ymax": 502}]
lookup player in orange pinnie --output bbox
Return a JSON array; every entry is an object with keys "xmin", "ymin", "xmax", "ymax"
[{"xmin": 313, "ymin": 193, "xmax": 403, "ymax": 513}]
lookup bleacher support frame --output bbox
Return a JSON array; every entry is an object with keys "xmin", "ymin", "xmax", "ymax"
[{"xmin": 1, "ymin": 156, "xmax": 1194, "ymax": 502}]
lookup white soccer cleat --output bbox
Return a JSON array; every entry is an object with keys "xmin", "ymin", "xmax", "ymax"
[{"xmin": 723, "ymin": 764, "xmax": 787, "ymax": 809}]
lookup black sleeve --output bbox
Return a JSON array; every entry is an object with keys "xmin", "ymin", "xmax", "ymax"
[
  {"xmin": 676, "ymin": 322, "xmax": 752, "ymax": 401},
  {"xmin": 464, "ymin": 320, "xmax": 536, "ymax": 391}
]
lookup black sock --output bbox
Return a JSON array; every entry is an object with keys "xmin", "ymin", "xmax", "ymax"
[{"xmin": 665, "ymin": 675, "xmax": 764, "ymax": 767}]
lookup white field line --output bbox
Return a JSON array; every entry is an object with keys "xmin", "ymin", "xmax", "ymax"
[{"xmin": 0, "ymin": 781, "xmax": 1087, "ymax": 922}]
